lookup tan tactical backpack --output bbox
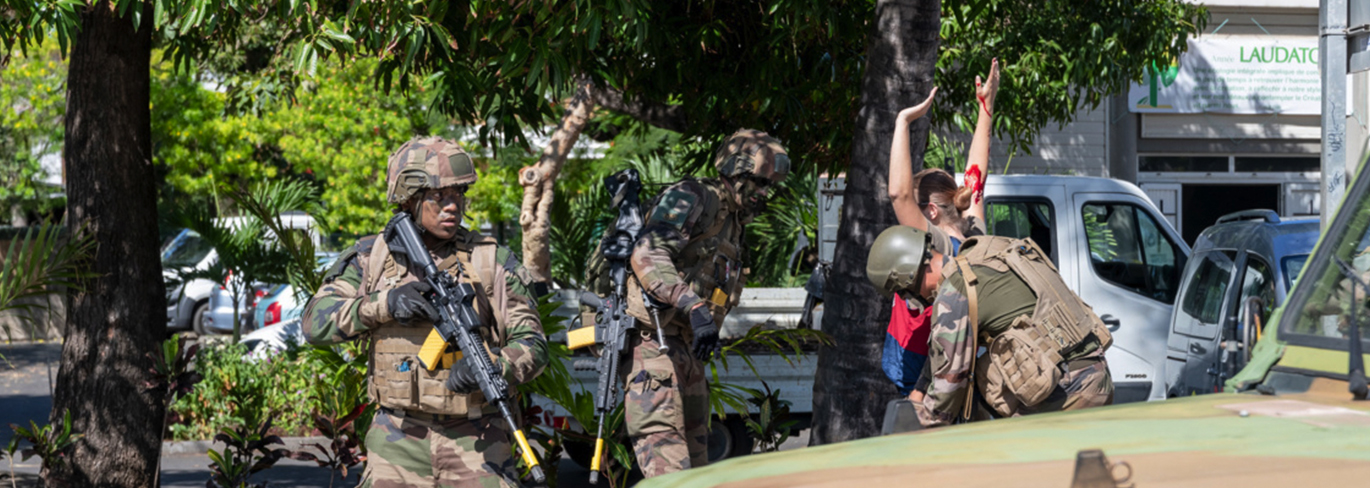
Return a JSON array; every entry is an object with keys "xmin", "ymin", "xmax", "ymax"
[{"xmin": 944, "ymin": 235, "xmax": 1112, "ymax": 418}]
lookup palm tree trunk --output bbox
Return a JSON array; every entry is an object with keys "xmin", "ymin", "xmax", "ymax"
[
  {"xmin": 519, "ymin": 76, "xmax": 596, "ymax": 291},
  {"xmin": 810, "ymin": 0, "xmax": 940, "ymax": 445},
  {"xmin": 47, "ymin": 2, "xmax": 165, "ymax": 486}
]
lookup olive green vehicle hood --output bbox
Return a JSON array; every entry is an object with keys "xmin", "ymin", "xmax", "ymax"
[{"xmin": 642, "ymin": 391, "xmax": 1370, "ymax": 487}]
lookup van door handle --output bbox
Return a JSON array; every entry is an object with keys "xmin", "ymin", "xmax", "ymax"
[
  {"xmin": 1189, "ymin": 342, "xmax": 1207, "ymax": 355},
  {"xmin": 1100, "ymin": 314, "xmax": 1121, "ymax": 331}
]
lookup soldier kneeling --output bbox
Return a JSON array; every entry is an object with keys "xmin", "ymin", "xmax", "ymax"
[{"xmin": 866, "ymin": 226, "xmax": 1114, "ymax": 427}]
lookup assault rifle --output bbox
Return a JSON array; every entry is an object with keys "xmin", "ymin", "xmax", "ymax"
[
  {"xmin": 567, "ymin": 168, "xmax": 666, "ymax": 484},
  {"xmin": 383, "ymin": 212, "xmax": 545, "ymax": 484}
]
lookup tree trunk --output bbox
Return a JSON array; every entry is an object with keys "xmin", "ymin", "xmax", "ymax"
[
  {"xmin": 47, "ymin": 3, "xmax": 165, "ymax": 487},
  {"xmin": 519, "ymin": 77, "xmax": 596, "ymax": 290},
  {"xmin": 810, "ymin": 0, "xmax": 940, "ymax": 445}
]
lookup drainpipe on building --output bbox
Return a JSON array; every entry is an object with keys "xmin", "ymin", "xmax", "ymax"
[{"xmin": 1320, "ymin": 0, "xmax": 1349, "ymax": 230}]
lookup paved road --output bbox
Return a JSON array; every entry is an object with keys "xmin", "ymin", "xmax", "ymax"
[{"xmin": 2, "ymin": 342, "xmax": 808, "ymax": 487}]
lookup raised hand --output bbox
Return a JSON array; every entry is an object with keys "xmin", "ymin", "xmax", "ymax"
[
  {"xmin": 896, "ymin": 87, "xmax": 939, "ymax": 124},
  {"xmin": 975, "ymin": 58, "xmax": 1000, "ymax": 116}
]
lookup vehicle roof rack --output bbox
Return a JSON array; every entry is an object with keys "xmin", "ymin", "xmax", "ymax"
[{"xmin": 1215, "ymin": 209, "xmax": 1280, "ymax": 225}]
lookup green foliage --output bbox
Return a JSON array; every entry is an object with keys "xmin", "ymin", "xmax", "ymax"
[
  {"xmin": 934, "ymin": 0, "xmax": 1207, "ymax": 156},
  {"xmin": 145, "ymin": 334, "xmax": 204, "ymax": 432},
  {"xmin": 296, "ymin": 343, "xmax": 374, "ymax": 486},
  {"xmin": 151, "ymin": 58, "xmax": 270, "ymax": 207},
  {"xmin": 745, "ymin": 169, "xmax": 818, "ymax": 288},
  {"xmin": 233, "ymin": 180, "xmax": 325, "ymax": 299},
  {"xmin": 168, "ymin": 180, "xmax": 319, "ymax": 341},
  {"xmin": 262, "ymin": 59, "xmax": 428, "ymax": 235},
  {"xmin": 708, "ymin": 326, "xmax": 833, "ymax": 423},
  {"xmin": 154, "ymin": 56, "xmax": 426, "ymax": 237},
  {"xmin": 1082, "ymin": 208, "xmax": 1120, "ymax": 261},
  {"xmin": 465, "ymin": 155, "xmax": 526, "ymax": 237},
  {"xmin": 5, "ymin": 409, "xmax": 82, "ymax": 478},
  {"xmin": 205, "ymin": 416, "xmax": 290, "ymax": 488},
  {"xmin": 169, "ymin": 342, "xmax": 321, "ymax": 441},
  {"xmin": 0, "ymin": 222, "xmax": 96, "ymax": 341},
  {"xmin": 0, "ymin": 38, "xmax": 66, "ymax": 222},
  {"xmin": 744, "ymin": 382, "xmax": 797, "ymax": 453}
]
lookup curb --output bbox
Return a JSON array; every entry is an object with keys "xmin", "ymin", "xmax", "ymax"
[{"xmin": 162, "ymin": 436, "xmax": 330, "ymax": 457}]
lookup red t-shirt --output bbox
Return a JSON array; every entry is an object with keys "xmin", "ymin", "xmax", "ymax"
[{"xmin": 889, "ymin": 294, "xmax": 932, "ymax": 355}]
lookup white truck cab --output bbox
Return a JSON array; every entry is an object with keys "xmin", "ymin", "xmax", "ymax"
[{"xmin": 979, "ymin": 175, "xmax": 1190, "ymax": 402}]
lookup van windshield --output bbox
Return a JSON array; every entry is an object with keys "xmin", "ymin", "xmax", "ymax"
[{"xmin": 162, "ymin": 231, "xmax": 212, "ymax": 269}]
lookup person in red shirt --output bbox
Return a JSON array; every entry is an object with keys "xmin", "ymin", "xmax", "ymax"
[{"xmin": 882, "ymin": 59, "xmax": 1000, "ymax": 403}]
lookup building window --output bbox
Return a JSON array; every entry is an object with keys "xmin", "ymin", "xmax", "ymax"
[
  {"xmin": 1139, "ymin": 156, "xmax": 1228, "ymax": 173},
  {"xmin": 1233, "ymin": 157, "xmax": 1320, "ymax": 173}
]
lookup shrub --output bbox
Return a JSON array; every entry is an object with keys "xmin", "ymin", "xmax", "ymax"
[{"xmin": 170, "ymin": 341, "xmax": 325, "ymax": 440}]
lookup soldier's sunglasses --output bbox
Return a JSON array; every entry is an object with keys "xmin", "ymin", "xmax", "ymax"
[{"xmin": 422, "ymin": 186, "xmax": 469, "ymax": 204}]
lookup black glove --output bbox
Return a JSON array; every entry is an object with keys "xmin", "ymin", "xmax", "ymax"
[
  {"xmin": 689, "ymin": 305, "xmax": 720, "ymax": 362},
  {"xmin": 445, "ymin": 357, "xmax": 501, "ymax": 394},
  {"xmin": 387, "ymin": 281, "xmax": 437, "ymax": 326}
]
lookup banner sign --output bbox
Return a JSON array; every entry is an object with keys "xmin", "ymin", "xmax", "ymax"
[{"xmin": 1129, "ymin": 38, "xmax": 1320, "ymax": 115}]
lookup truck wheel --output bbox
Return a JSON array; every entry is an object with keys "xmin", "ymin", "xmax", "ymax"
[
  {"xmin": 191, "ymin": 301, "xmax": 210, "ymax": 336},
  {"xmin": 706, "ymin": 417, "xmax": 754, "ymax": 463}
]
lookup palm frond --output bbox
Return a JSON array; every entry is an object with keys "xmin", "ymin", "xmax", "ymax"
[
  {"xmin": 0, "ymin": 222, "xmax": 97, "ymax": 341},
  {"xmin": 745, "ymin": 168, "xmax": 818, "ymax": 287}
]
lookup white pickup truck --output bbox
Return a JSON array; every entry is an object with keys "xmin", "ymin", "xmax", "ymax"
[{"xmin": 537, "ymin": 175, "xmax": 1190, "ymax": 462}]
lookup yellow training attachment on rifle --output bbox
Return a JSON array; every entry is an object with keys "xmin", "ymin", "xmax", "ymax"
[
  {"xmin": 567, "ymin": 326, "xmax": 599, "ymax": 351},
  {"xmin": 418, "ymin": 329, "xmax": 460, "ymax": 371},
  {"xmin": 514, "ymin": 429, "xmax": 540, "ymax": 470},
  {"xmin": 591, "ymin": 438, "xmax": 605, "ymax": 473}
]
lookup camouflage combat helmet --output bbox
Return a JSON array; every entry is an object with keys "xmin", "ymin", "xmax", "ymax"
[
  {"xmin": 385, "ymin": 136, "xmax": 477, "ymax": 206},
  {"xmin": 713, "ymin": 129, "xmax": 791, "ymax": 184},
  {"xmin": 866, "ymin": 225, "xmax": 931, "ymax": 297}
]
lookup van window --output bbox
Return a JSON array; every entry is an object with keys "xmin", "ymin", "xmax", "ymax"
[
  {"xmin": 1082, "ymin": 202, "xmax": 1184, "ymax": 303},
  {"xmin": 987, "ymin": 200, "xmax": 1055, "ymax": 264},
  {"xmin": 1236, "ymin": 256, "xmax": 1276, "ymax": 333},
  {"xmin": 1180, "ymin": 251, "xmax": 1236, "ymax": 324}
]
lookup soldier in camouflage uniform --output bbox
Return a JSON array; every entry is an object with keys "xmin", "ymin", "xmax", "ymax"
[
  {"xmin": 866, "ymin": 226, "xmax": 1113, "ymax": 428},
  {"xmin": 302, "ymin": 136, "xmax": 548, "ymax": 488},
  {"xmin": 618, "ymin": 129, "xmax": 790, "ymax": 477}
]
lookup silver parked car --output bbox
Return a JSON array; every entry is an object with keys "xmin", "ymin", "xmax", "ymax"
[
  {"xmin": 1164, "ymin": 210, "xmax": 1317, "ymax": 396},
  {"xmin": 162, "ymin": 229, "xmax": 217, "ymax": 334},
  {"xmin": 204, "ymin": 277, "xmax": 271, "ymax": 336},
  {"xmin": 163, "ymin": 212, "xmax": 321, "ymax": 335}
]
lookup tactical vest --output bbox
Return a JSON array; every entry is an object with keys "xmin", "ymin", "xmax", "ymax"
[
  {"xmin": 625, "ymin": 179, "xmax": 746, "ymax": 336},
  {"xmin": 360, "ymin": 230, "xmax": 507, "ymax": 417},
  {"xmin": 943, "ymin": 235, "xmax": 1112, "ymax": 418}
]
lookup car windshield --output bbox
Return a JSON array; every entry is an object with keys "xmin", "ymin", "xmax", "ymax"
[
  {"xmin": 1281, "ymin": 172, "xmax": 1370, "ymax": 348},
  {"xmin": 162, "ymin": 230, "xmax": 212, "ymax": 269},
  {"xmin": 1282, "ymin": 254, "xmax": 1309, "ymax": 290}
]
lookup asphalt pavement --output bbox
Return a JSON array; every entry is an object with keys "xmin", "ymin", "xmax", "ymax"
[{"xmin": 2, "ymin": 342, "xmax": 809, "ymax": 487}]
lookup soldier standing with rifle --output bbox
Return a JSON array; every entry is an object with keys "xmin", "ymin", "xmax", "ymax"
[
  {"xmin": 302, "ymin": 137, "xmax": 548, "ymax": 487},
  {"xmin": 613, "ymin": 129, "xmax": 791, "ymax": 477}
]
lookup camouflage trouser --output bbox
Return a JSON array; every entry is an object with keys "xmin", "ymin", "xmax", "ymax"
[
  {"xmin": 620, "ymin": 328, "xmax": 710, "ymax": 478},
  {"xmin": 1016, "ymin": 357, "xmax": 1114, "ymax": 415},
  {"xmin": 360, "ymin": 407, "xmax": 521, "ymax": 488}
]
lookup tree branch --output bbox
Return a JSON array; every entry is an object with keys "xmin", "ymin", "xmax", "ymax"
[{"xmin": 587, "ymin": 84, "xmax": 689, "ymax": 134}]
